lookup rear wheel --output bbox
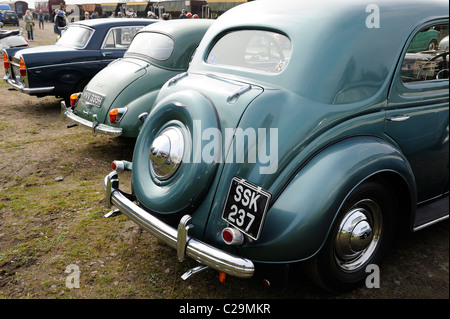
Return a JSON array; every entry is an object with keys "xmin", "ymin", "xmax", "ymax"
[
  {"xmin": 428, "ymin": 40, "xmax": 438, "ymax": 51},
  {"xmin": 304, "ymin": 177, "xmax": 397, "ymax": 293}
]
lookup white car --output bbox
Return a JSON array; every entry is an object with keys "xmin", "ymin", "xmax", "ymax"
[
  {"xmin": 0, "ymin": 29, "xmax": 28, "ymax": 50},
  {"xmin": 439, "ymin": 35, "xmax": 449, "ymax": 50}
]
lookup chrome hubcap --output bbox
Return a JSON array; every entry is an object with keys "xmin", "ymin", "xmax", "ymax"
[
  {"xmin": 335, "ymin": 199, "xmax": 382, "ymax": 271},
  {"xmin": 150, "ymin": 127, "xmax": 184, "ymax": 180}
]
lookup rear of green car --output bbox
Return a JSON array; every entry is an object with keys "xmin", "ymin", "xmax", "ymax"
[
  {"xmin": 103, "ymin": 0, "xmax": 449, "ymax": 292},
  {"xmin": 63, "ymin": 19, "xmax": 214, "ymax": 137}
]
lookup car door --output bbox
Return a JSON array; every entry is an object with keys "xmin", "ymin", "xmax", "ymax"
[
  {"xmin": 101, "ymin": 26, "xmax": 142, "ymax": 66},
  {"xmin": 385, "ymin": 21, "xmax": 449, "ymax": 204}
]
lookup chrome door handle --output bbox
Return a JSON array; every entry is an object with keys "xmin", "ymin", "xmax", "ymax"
[{"xmin": 387, "ymin": 115, "xmax": 410, "ymax": 122}]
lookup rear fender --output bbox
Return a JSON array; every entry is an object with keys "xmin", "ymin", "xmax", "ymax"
[
  {"xmin": 239, "ymin": 136, "xmax": 416, "ymax": 263},
  {"xmin": 111, "ymin": 90, "xmax": 160, "ymax": 137}
]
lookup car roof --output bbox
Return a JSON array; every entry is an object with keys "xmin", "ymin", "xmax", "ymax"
[
  {"xmin": 128, "ymin": 19, "xmax": 214, "ymax": 70},
  {"xmin": 138, "ymin": 18, "xmax": 214, "ymax": 37},
  {"xmin": 73, "ymin": 18, "xmax": 154, "ymax": 29},
  {"xmin": 190, "ymin": 0, "xmax": 449, "ymax": 104}
]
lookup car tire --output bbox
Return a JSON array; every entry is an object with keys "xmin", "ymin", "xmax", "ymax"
[
  {"xmin": 428, "ymin": 40, "xmax": 437, "ymax": 50},
  {"xmin": 303, "ymin": 177, "xmax": 397, "ymax": 293}
]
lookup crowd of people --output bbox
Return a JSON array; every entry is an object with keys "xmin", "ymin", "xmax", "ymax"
[
  {"xmin": 12, "ymin": 7, "xmax": 202, "ymax": 42},
  {"xmin": 20, "ymin": 9, "xmax": 66, "ymax": 41}
]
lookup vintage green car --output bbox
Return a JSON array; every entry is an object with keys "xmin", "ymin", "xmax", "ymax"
[
  {"xmin": 62, "ymin": 19, "xmax": 213, "ymax": 137},
  {"xmin": 407, "ymin": 27, "xmax": 441, "ymax": 52},
  {"xmin": 103, "ymin": 0, "xmax": 449, "ymax": 292}
]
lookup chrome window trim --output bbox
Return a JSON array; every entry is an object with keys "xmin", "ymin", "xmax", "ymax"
[
  {"xmin": 27, "ymin": 60, "xmax": 110, "ymax": 71},
  {"xmin": 101, "ymin": 25, "xmax": 145, "ymax": 50}
]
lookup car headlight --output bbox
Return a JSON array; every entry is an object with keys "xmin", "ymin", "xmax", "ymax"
[{"xmin": 150, "ymin": 127, "xmax": 184, "ymax": 180}]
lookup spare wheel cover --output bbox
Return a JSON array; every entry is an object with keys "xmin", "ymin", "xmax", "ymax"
[{"xmin": 132, "ymin": 90, "xmax": 220, "ymax": 215}]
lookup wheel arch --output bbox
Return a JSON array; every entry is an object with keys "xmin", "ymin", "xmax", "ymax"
[
  {"xmin": 240, "ymin": 136, "xmax": 417, "ymax": 263},
  {"xmin": 368, "ymin": 170, "xmax": 415, "ymax": 233}
]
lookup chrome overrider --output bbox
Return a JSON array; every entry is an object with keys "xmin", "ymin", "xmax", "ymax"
[
  {"xmin": 102, "ymin": 169, "xmax": 255, "ymax": 279},
  {"xmin": 61, "ymin": 101, "xmax": 123, "ymax": 136}
]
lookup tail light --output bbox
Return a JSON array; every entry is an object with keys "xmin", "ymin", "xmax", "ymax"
[
  {"xmin": 19, "ymin": 57, "xmax": 27, "ymax": 77},
  {"xmin": 219, "ymin": 272, "xmax": 227, "ymax": 283},
  {"xmin": 222, "ymin": 227, "xmax": 244, "ymax": 245},
  {"xmin": 111, "ymin": 160, "xmax": 132, "ymax": 172},
  {"xmin": 3, "ymin": 52, "xmax": 10, "ymax": 69},
  {"xmin": 111, "ymin": 160, "xmax": 124, "ymax": 171},
  {"xmin": 109, "ymin": 109, "xmax": 118, "ymax": 123},
  {"xmin": 109, "ymin": 107, "xmax": 127, "ymax": 124},
  {"xmin": 70, "ymin": 93, "xmax": 81, "ymax": 108}
]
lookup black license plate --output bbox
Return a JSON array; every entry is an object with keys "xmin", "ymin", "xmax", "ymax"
[
  {"xmin": 82, "ymin": 91, "xmax": 104, "ymax": 107},
  {"xmin": 222, "ymin": 177, "xmax": 271, "ymax": 240}
]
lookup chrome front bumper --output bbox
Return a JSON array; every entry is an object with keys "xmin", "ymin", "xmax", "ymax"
[
  {"xmin": 4, "ymin": 75, "xmax": 54, "ymax": 94},
  {"xmin": 61, "ymin": 101, "xmax": 123, "ymax": 136},
  {"xmin": 103, "ymin": 170, "xmax": 255, "ymax": 279}
]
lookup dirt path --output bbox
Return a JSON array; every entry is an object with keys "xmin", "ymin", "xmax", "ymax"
[{"xmin": 0, "ymin": 19, "xmax": 448, "ymax": 301}]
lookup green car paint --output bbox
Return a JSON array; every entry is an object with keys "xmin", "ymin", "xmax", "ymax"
[
  {"xmin": 104, "ymin": 0, "xmax": 448, "ymax": 292},
  {"xmin": 64, "ymin": 19, "xmax": 214, "ymax": 137}
]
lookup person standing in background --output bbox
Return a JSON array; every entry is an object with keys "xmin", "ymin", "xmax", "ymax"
[
  {"xmin": 54, "ymin": 10, "xmax": 66, "ymax": 36},
  {"xmin": 38, "ymin": 10, "xmax": 44, "ymax": 29},
  {"xmin": 24, "ymin": 10, "xmax": 34, "ymax": 41}
]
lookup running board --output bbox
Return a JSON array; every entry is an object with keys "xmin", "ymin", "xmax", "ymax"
[{"xmin": 413, "ymin": 195, "xmax": 449, "ymax": 231}]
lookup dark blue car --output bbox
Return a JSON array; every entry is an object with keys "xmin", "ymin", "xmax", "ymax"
[{"xmin": 3, "ymin": 18, "xmax": 157, "ymax": 102}]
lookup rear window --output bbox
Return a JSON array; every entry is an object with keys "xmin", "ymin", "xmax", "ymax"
[
  {"xmin": 5, "ymin": 11, "xmax": 17, "ymax": 18},
  {"xmin": 127, "ymin": 32, "xmax": 174, "ymax": 61},
  {"xmin": 57, "ymin": 25, "xmax": 93, "ymax": 49},
  {"xmin": 207, "ymin": 30, "xmax": 292, "ymax": 74},
  {"xmin": 103, "ymin": 26, "xmax": 143, "ymax": 49}
]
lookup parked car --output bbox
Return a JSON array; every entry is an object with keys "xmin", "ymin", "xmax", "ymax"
[
  {"xmin": 103, "ymin": 0, "xmax": 449, "ymax": 293},
  {"xmin": 3, "ymin": 18, "xmax": 157, "ymax": 103},
  {"xmin": 1, "ymin": 11, "xmax": 19, "ymax": 26},
  {"xmin": 0, "ymin": 28, "xmax": 28, "ymax": 50},
  {"xmin": 407, "ymin": 26, "xmax": 441, "ymax": 52},
  {"xmin": 439, "ymin": 35, "xmax": 449, "ymax": 51},
  {"xmin": 62, "ymin": 19, "xmax": 214, "ymax": 138}
]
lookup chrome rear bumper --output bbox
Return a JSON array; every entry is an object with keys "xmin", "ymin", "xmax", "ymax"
[
  {"xmin": 4, "ymin": 76, "xmax": 54, "ymax": 94},
  {"xmin": 102, "ymin": 170, "xmax": 255, "ymax": 279},
  {"xmin": 61, "ymin": 101, "xmax": 122, "ymax": 136}
]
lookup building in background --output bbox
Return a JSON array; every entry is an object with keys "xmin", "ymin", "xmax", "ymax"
[
  {"xmin": 0, "ymin": 1, "xmax": 30, "ymax": 17},
  {"xmin": 29, "ymin": 0, "xmax": 255, "ymax": 19}
]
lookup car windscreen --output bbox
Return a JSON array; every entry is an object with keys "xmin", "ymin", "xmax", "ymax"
[
  {"xmin": 126, "ymin": 32, "xmax": 174, "ymax": 61},
  {"xmin": 56, "ymin": 25, "xmax": 93, "ymax": 49},
  {"xmin": 206, "ymin": 30, "xmax": 292, "ymax": 74}
]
